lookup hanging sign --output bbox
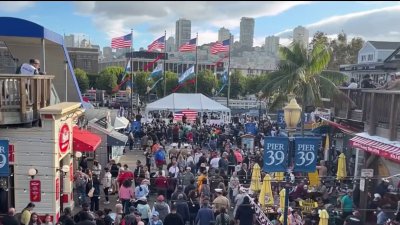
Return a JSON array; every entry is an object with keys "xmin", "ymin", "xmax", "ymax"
[
  {"xmin": 0, "ymin": 140, "xmax": 9, "ymax": 176},
  {"xmin": 294, "ymin": 137, "xmax": 321, "ymax": 172},
  {"xmin": 30, "ymin": 180, "xmax": 41, "ymax": 202},
  {"xmin": 58, "ymin": 124, "xmax": 70, "ymax": 154},
  {"xmin": 263, "ymin": 137, "xmax": 288, "ymax": 172}
]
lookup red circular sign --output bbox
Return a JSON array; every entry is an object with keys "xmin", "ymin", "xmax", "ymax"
[{"xmin": 58, "ymin": 124, "xmax": 70, "ymax": 154}]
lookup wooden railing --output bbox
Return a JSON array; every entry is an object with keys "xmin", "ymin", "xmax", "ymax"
[
  {"xmin": 0, "ymin": 74, "xmax": 54, "ymax": 125},
  {"xmin": 331, "ymin": 88, "xmax": 400, "ymax": 141}
]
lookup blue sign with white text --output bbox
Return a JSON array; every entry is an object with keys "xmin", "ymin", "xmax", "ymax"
[
  {"xmin": 245, "ymin": 122, "xmax": 257, "ymax": 135},
  {"xmin": 0, "ymin": 140, "xmax": 9, "ymax": 176},
  {"xmin": 277, "ymin": 110, "xmax": 286, "ymax": 129},
  {"xmin": 294, "ymin": 137, "xmax": 321, "ymax": 172},
  {"xmin": 263, "ymin": 137, "xmax": 289, "ymax": 172}
]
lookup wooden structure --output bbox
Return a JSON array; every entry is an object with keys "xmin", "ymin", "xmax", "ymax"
[
  {"xmin": 326, "ymin": 88, "xmax": 400, "ymax": 141},
  {"xmin": 0, "ymin": 74, "xmax": 54, "ymax": 125}
]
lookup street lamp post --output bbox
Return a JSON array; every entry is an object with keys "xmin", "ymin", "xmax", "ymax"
[
  {"xmin": 282, "ymin": 94, "xmax": 302, "ymax": 225},
  {"xmin": 258, "ymin": 91, "xmax": 263, "ymax": 129}
]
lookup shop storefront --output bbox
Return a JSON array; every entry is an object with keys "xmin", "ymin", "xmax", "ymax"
[
  {"xmin": 350, "ymin": 132, "xmax": 400, "ymax": 183},
  {"xmin": 2, "ymin": 103, "xmax": 101, "ymax": 222}
]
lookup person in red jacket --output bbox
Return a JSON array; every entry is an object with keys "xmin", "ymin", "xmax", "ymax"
[
  {"xmin": 118, "ymin": 166, "xmax": 134, "ymax": 187},
  {"xmin": 154, "ymin": 170, "xmax": 168, "ymax": 198}
]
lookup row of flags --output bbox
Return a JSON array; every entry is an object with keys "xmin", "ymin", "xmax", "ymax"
[{"xmin": 111, "ymin": 33, "xmax": 230, "ymax": 54}]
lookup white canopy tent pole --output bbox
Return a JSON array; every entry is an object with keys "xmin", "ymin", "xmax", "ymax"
[{"xmin": 41, "ymin": 38, "xmax": 46, "ymax": 72}]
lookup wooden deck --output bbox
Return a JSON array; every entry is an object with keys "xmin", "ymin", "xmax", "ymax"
[
  {"xmin": 0, "ymin": 74, "xmax": 54, "ymax": 125},
  {"xmin": 328, "ymin": 88, "xmax": 400, "ymax": 141}
]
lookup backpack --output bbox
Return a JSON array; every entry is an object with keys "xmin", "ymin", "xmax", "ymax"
[{"xmin": 155, "ymin": 149, "xmax": 165, "ymax": 161}]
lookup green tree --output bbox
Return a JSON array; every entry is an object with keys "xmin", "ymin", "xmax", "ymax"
[
  {"xmin": 262, "ymin": 41, "xmax": 349, "ymax": 134},
  {"xmin": 74, "ymin": 68, "xmax": 89, "ymax": 93},
  {"xmin": 97, "ymin": 66, "xmax": 123, "ymax": 94},
  {"xmin": 155, "ymin": 71, "xmax": 179, "ymax": 97},
  {"xmin": 196, "ymin": 69, "xmax": 218, "ymax": 96},
  {"xmin": 134, "ymin": 71, "xmax": 152, "ymax": 96},
  {"xmin": 310, "ymin": 31, "xmax": 329, "ymax": 47},
  {"xmin": 327, "ymin": 33, "xmax": 364, "ymax": 70},
  {"xmin": 221, "ymin": 69, "xmax": 245, "ymax": 98}
]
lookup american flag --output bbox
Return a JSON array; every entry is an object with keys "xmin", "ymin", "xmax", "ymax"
[
  {"xmin": 148, "ymin": 36, "xmax": 165, "ymax": 52},
  {"xmin": 173, "ymin": 110, "xmax": 198, "ymax": 122},
  {"xmin": 111, "ymin": 33, "xmax": 132, "ymax": 49},
  {"xmin": 179, "ymin": 38, "xmax": 197, "ymax": 52},
  {"xmin": 211, "ymin": 38, "xmax": 230, "ymax": 54}
]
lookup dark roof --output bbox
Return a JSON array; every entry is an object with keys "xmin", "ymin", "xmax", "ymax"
[{"xmin": 369, "ymin": 41, "xmax": 400, "ymax": 50}]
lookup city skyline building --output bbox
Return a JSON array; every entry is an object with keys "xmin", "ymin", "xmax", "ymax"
[
  {"xmin": 265, "ymin": 36, "xmax": 280, "ymax": 55},
  {"xmin": 175, "ymin": 18, "xmax": 191, "ymax": 51},
  {"xmin": 166, "ymin": 36, "xmax": 175, "ymax": 52},
  {"xmin": 240, "ymin": 17, "xmax": 255, "ymax": 48},
  {"xmin": 218, "ymin": 27, "xmax": 231, "ymax": 42},
  {"xmin": 293, "ymin": 25, "xmax": 309, "ymax": 47},
  {"xmin": 64, "ymin": 34, "xmax": 75, "ymax": 47}
]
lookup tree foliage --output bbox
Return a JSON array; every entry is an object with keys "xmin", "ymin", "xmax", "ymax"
[
  {"xmin": 97, "ymin": 66, "xmax": 123, "ymax": 94},
  {"xmin": 311, "ymin": 31, "xmax": 364, "ymax": 70},
  {"xmin": 74, "ymin": 68, "xmax": 89, "ymax": 93}
]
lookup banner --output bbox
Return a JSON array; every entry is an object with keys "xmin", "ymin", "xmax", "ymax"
[
  {"xmin": 131, "ymin": 121, "xmax": 141, "ymax": 133},
  {"xmin": 245, "ymin": 122, "xmax": 257, "ymax": 135},
  {"xmin": 30, "ymin": 180, "xmax": 41, "ymax": 202},
  {"xmin": 294, "ymin": 137, "xmax": 321, "ymax": 172},
  {"xmin": 263, "ymin": 137, "xmax": 289, "ymax": 172},
  {"xmin": 0, "ymin": 140, "xmax": 9, "ymax": 176},
  {"xmin": 277, "ymin": 110, "xmax": 285, "ymax": 129}
]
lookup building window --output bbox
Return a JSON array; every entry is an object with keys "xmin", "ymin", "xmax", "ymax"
[
  {"xmin": 361, "ymin": 55, "xmax": 367, "ymax": 62},
  {"xmin": 368, "ymin": 54, "xmax": 374, "ymax": 61}
]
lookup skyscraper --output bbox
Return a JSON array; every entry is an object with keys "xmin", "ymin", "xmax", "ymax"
[
  {"xmin": 218, "ymin": 27, "xmax": 231, "ymax": 42},
  {"xmin": 265, "ymin": 36, "xmax": 280, "ymax": 56},
  {"xmin": 103, "ymin": 46, "xmax": 113, "ymax": 59},
  {"xmin": 240, "ymin": 17, "xmax": 255, "ymax": 48},
  {"xmin": 64, "ymin": 34, "xmax": 75, "ymax": 47},
  {"xmin": 166, "ymin": 36, "xmax": 175, "ymax": 52},
  {"xmin": 293, "ymin": 26, "xmax": 309, "ymax": 47},
  {"xmin": 175, "ymin": 18, "xmax": 191, "ymax": 51}
]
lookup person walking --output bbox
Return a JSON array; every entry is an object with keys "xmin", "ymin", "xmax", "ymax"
[
  {"xmin": 102, "ymin": 167, "xmax": 112, "ymax": 205},
  {"xmin": 195, "ymin": 198, "xmax": 215, "ymax": 225},
  {"xmin": 21, "ymin": 202, "xmax": 35, "ymax": 225},
  {"xmin": 1, "ymin": 207, "xmax": 18, "ymax": 225},
  {"xmin": 89, "ymin": 174, "xmax": 101, "ymax": 212},
  {"xmin": 119, "ymin": 179, "xmax": 135, "ymax": 215},
  {"xmin": 163, "ymin": 204, "xmax": 184, "ymax": 225},
  {"xmin": 234, "ymin": 196, "xmax": 255, "ymax": 225},
  {"xmin": 215, "ymin": 206, "xmax": 230, "ymax": 225}
]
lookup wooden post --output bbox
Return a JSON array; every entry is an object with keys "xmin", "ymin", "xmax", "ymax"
[
  {"xmin": 31, "ymin": 78, "xmax": 38, "ymax": 120},
  {"xmin": 361, "ymin": 90, "xmax": 366, "ymax": 121},
  {"xmin": 19, "ymin": 78, "xmax": 27, "ymax": 122},
  {"xmin": 368, "ymin": 92, "xmax": 376, "ymax": 135},
  {"xmin": 388, "ymin": 94, "xmax": 398, "ymax": 141}
]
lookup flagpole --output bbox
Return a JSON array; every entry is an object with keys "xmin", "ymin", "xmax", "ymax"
[
  {"xmin": 227, "ymin": 35, "xmax": 232, "ymax": 108},
  {"xmin": 130, "ymin": 28, "xmax": 134, "ymax": 119},
  {"xmin": 195, "ymin": 33, "xmax": 198, "ymax": 93},
  {"xmin": 163, "ymin": 30, "xmax": 167, "ymax": 97}
]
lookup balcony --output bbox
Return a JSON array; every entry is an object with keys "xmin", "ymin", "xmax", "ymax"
[
  {"xmin": 329, "ymin": 88, "xmax": 400, "ymax": 141},
  {"xmin": 0, "ymin": 74, "xmax": 54, "ymax": 126}
]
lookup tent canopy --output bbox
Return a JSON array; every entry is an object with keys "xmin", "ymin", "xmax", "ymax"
[
  {"xmin": 0, "ymin": 17, "xmax": 82, "ymax": 103},
  {"xmin": 145, "ymin": 93, "xmax": 230, "ymax": 112}
]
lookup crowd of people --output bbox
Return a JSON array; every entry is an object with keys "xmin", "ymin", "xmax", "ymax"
[{"xmin": 3, "ymin": 114, "xmax": 400, "ymax": 225}]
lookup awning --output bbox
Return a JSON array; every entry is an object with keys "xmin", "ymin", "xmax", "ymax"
[
  {"xmin": 107, "ymin": 130, "xmax": 128, "ymax": 146},
  {"xmin": 350, "ymin": 135, "xmax": 400, "ymax": 163},
  {"xmin": 114, "ymin": 116, "xmax": 130, "ymax": 130},
  {"xmin": 73, "ymin": 126, "xmax": 101, "ymax": 152},
  {"xmin": 319, "ymin": 117, "xmax": 360, "ymax": 135}
]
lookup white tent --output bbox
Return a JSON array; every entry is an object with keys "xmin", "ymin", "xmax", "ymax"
[
  {"xmin": 114, "ymin": 116, "xmax": 130, "ymax": 130},
  {"xmin": 145, "ymin": 93, "xmax": 231, "ymax": 123}
]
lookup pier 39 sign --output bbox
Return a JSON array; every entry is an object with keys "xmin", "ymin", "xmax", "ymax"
[
  {"xmin": 263, "ymin": 137, "xmax": 321, "ymax": 173},
  {"xmin": 263, "ymin": 137, "xmax": 288, "ymax": 172}
]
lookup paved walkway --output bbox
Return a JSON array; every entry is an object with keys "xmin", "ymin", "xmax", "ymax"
[{"xmin": 72, "ymin": 147, "xmax": 146, "ymax": 215}]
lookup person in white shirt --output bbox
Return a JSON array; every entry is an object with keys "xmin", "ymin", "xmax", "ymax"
[
  {"xmin": 209, "ymin": 154, "xmax": 221, "ymax": 170},
  {"xmin": 92, "ymin": 160, "xmax": 102, "ymax": 177},
  {"xmin": 102, "ymin": 167, "xmax": 112, "ymax": 204},
  {"xmin": 347, "ymin": 78, "xmax": 358, "ymax": 88}
]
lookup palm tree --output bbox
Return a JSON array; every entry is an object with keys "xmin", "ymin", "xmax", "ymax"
[{"xmin": 261, "ymin": 41, "xmax": 349, "ymax": 135}]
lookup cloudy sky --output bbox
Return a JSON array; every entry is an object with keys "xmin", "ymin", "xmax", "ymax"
[{"xmin": 2, "ymin": 1, "xmax": 400, "ymax": 50}]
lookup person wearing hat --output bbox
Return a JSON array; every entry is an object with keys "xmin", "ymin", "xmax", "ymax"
[
  {"xmin": 136, "ymin": 196, "xmax": 151, "ymax": 225},
  {"xmin": 344, "ymin": 210, "xmax": 361, "ymax": 225},
  {"xmin": 149, "ymin": 211, "xmax": 163, "ymax": 225},
  {"xmin": 213, "ymin": 188, "xmax": 230, "ymax": 212},
  {"xmin": 152, "ymin": 195, "xmax": 170, "ymax": 222},
  {"xmin": 235, "ymin": 196, "xmax": 255, "ymax": 225},
  {"xmin": 163, "ymin": 204, "xmax": 185, "ymax": 225},
  {"xmin": 181, "ymin": 166, "xmax": 195, "ymax": 189},
  {"xmin": 175, "ymin": 194, "xmax": 190, "ymax": 224}
]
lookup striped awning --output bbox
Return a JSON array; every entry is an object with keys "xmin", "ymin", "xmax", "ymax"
[{"xmin": 349, "ymin": 136, "xmax": 400, "ymax": 163}]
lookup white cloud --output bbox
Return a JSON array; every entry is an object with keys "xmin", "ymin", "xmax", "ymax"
[
  {"xmin": 73, "ymin": 1, "xmax": 310, "ymax": 42},
  {"xmin": 275, "ymin": 5, "xmax": 400, "ymax": 43},
  {"xmin": 0, "ymin": 1, "xmax": 35, "ymax": 12}
]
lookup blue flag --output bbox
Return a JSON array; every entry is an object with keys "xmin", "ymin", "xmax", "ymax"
[
  {"xmin": 178, "ymin": 65, "xmax": 195, "ymax": 84},
  {"xmin": 149, "ymin": 64, "xmax": 163, "ymax": 80}
]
